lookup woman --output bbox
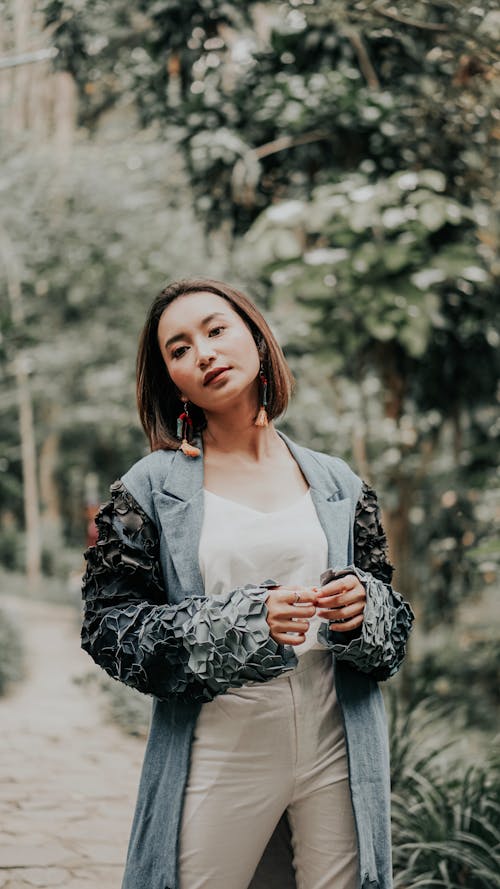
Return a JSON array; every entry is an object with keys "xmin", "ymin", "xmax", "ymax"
[{"xmin": 81, "ymin": 277, "xmax": 414, "ymax": 889}]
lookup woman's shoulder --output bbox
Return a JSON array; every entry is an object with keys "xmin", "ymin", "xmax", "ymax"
[
  {"xmin": 120, "ymin": 448, "xmax": 178, "ymax": 518},
  {"xmin": 280, "ymin": 432, "xmax": 363, "ymax": 501},
  {"xmin": 310, "ymin": 447, "xmax": 363, "ymax": 500},
  {"xmin": 310, "ymin": 446, "xmax": 359, "ymax": 478},
  {"xmin": 122, "ymin": 447, "xmax": 177, "ymax": 479}
]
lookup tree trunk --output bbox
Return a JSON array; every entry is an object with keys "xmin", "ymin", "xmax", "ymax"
[
  {"xmin": 16, "ymin": 357, "xmax": 42, "ymax": 588},
  {"xmin": 53, "ymin": 70, "xmax": 77, "ymax": 165},
  {"xmin": 11, "ymin": 0, "xmax": 33, "ymax": 132},
  {"xmin": 0, "ymin": 225, "xmax": 42, "ymax": 589},
  {"xmin": 39, "ymin": 410, "xmax": 63, "ymax": 574}
]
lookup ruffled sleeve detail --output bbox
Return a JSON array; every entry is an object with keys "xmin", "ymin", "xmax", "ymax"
[
  {"xmin": 317, "ymin": 481, "xmax": 414, "ymax": 680},
  {"xmin": 81, "ymin": 481, "xmax": 295, "ymax": 703},
  {"xmin": 354, "ymin": 481, "xmax": 394, "ymax": 584},
  {"xmin": 318, "ymin": 565, "xmax": 415, "ymax": 681}
]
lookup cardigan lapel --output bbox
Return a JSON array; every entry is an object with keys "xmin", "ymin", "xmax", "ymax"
[
  {"xmin": 154, "ymin": 441, "xmax": 205, "ymax": 597},
  {"xmin": 277, "ymin": 431, "xmax": 353, "ymax": 569},
  {"xmin": 154, "ymin": 430, "xmax": 352, "ymax": 597}
]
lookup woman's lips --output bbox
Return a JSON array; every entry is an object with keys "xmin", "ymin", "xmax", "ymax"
[{"xmin": 203, "ymin": 367, "xmax": 230, "ymax": 385}]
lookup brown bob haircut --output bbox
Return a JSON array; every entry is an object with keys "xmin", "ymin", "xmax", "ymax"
[{"xmin": 137, "ymin": 278, "xmax": 295, "ymax": 451}]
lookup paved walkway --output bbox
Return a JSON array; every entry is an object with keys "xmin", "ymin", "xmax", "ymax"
[{"xmin": 0, "ymin": 595, "xmax": 146, "ymax": 889}]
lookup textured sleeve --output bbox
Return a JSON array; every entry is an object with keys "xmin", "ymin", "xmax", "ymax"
[
  {"xmin": 354, "ymin": 481, "xmax": 395, "ymax": 584},
  {"xmin": 81, "ymin": 481, "xmax": 295, "ymax": 703},
  {"xmin": 318, "ymin": 481, "xmax": 415, "ymax": 681}
]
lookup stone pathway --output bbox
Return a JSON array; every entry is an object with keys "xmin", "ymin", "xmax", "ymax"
[{"xmin": 0, "ymin": 595, "xmax": 146, "ymax": 889}]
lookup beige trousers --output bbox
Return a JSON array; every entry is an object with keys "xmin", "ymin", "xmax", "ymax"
[{"xmin": 178, "ymin": 649, "xmax": 358, "ymax": 889}]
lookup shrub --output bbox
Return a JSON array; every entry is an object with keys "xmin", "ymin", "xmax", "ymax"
[
  {"xmin": 0, "ymin": 606, "xmax": 25, "ymax": 695},
  {"xmin": 388, "ymin": 693, "xmax": 500, "ymax": 888},
  {"xmin": 406, "ymin": 637, "xmax": 500, "ymax": 733},
  {"xmin": 73, "ymin": 670, "xmax": 150, "ymax": 737}
]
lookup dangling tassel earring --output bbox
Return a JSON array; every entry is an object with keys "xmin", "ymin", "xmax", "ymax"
[
  {"xmin": 177, "ymin": 402, "xmax": 201, "ymax": 457},
  {"xmin": 254, "ymin": 364, "xmax": 269, "ymax": 427}
]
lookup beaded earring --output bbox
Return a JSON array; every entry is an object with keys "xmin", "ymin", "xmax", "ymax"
[
  {"xmin": 254, "ymin": 363, "xmax": 269, "ymax": 427},
  {"xmin": 176, "ymin": 402, "xmax": 201, "ymax": 457}
]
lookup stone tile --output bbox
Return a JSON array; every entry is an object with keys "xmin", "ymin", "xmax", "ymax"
[
  {"xmin": 0, "ymin": 845, "xmax": 70, "ymax": 868},
  {"xmin": 0, "ymin": 836, "xmax": 48, "ymax": 847},
  {"xmin": 8, "ymin": 868, "xmax": 68, "ymax": 887},
  {"xmin": 60, "ymin": 822, "xmax": 128, "ymax": 845},
  {"xmin": 3, "ymin": 881, "xmax": 35, "ymax": 889},
  {"xmin": 70, "ymin": 866, "xmax": 122, "ymax": 880},
  {"xmin": 0, "ymin": 789, "xmax": 28, "ymax": 801},
  {"xmin": 69, "ymin": 868, "xmax": 123, "ymax": 889},
  {"xmin": 65, "ymin": 880, "xmax": 121, "ymax": 889},
  {"xmin": 69, "ymin": 842, "xmax": 124, "ymax": 866}
]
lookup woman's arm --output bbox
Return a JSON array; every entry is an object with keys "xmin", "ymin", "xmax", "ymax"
[
  {"xmin": 81, "ymin": 481, "xmax": 295, "ymax": 703},
  {"xmin": 317, "ymin": 481, "xmax": 415, "ymax": 680}
]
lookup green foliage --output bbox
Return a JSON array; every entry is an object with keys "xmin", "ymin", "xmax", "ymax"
[
  {"xmin": 409, "ymin": 637, "xmax": 500, "ymax": 732},
  {"xmin": 42, "ymin": 0, "xmax": 499, "ymax": 232},
  {"xmin": 388, "ymin": 693, "xmax": 500, "ymax": 888},
  {"xmin": 40, "ymin": 0, "xmax": 253, "ymax": 129},
  {"xmin": 241, "ymin": 168, "xmax": 497, "ymax": 396},
  {"xmin": 0, "ymin": 605, "xmax": 25, "ymax": 695},
  {"xmin": 406, "ymin": 463, "xmax": 500, "ymax": 626},
  {"xmin": 393, "ymin": 761, "xmax": 500, "ymax": 888}
]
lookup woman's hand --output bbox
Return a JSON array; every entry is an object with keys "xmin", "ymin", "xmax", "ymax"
[
  {"xmin": 265, "ymin": 586, "xmax": 317, "ymax": 646},
  {"xmin": 315, "ymin": 574, "xmax": 366, "ymax": 632}
]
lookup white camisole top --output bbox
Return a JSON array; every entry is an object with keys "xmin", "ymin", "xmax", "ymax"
[{"xmin": 198, "ymin": 487, "xmax": 329, "ymax": 657}]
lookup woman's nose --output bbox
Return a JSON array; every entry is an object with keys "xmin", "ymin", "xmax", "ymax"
[{"xmin": 196, "ymin": 341, "xmax": 217, "ymax": 367}]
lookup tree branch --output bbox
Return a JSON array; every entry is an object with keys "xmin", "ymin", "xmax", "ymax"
[
  {"xmin": 0, "ymin": 47, "xmax": 58, "ymax": 70},
  {"xmin": 343, "ymin": 28, "xmax": 381, "ymax": 89},
  {"xmin": 372, "ymin": 4, "xmax": 448, "ymax": 32},
  {"xmin": 254, "ymin": 130, "xmax": 331, "ymax": 160}
]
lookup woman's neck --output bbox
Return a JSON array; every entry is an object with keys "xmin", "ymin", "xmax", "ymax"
[{"xmin": 201, "ymin": 417, "xmax": 281, "ymax": 462}]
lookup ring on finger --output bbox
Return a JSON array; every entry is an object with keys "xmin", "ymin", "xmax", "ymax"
[{"xmin": 294, "ymin": 591, "xmax": 301, "ymax": 604}]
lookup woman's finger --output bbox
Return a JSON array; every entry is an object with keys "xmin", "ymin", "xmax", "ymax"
[
  {"xmin": 328, "ymin": 614, "xmax": 364, "ymax": 632},
  {"xmin": 282, "ymin": 587, "xmax": 317, "ymax": 605},
  {"xmin": 285, "ymin": 604, "xmax": 316, "ymax": 619},
  {"xmin": 316, "ymin": 586, "xmax": 365, "ymax": 610},
  {"xmin": 317, "ymin": 578, "xmax": 363, "ymax": 598},
  {"xmin": 318, "ymin": 575, "xmax": 359, "ymax": 597},
  {"xmin": 271, "ymin": 632, "xmax": 307, "ymax": 646},
  {"xmin": 265, "ymin": 594, "xmax": 316, "ymax": 620},
  {"xmin": 272, "ymin": 619, "xmax": 310, "ymax": 634},
  {"xmin": 317, "ymin": 600, "xmax": 365, "ymax": 621}
]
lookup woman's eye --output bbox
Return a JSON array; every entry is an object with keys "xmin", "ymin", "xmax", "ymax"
[
  {"xmin": 172, "ymin": 345, "xmax": 187, "ymax": 359},
  {"xmin": 209, "ymin": 326, "xmax": 225, "ymax": 337}
]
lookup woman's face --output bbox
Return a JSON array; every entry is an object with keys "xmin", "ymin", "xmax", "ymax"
[{"xmin": 157, "ymin": 291, "xmax": 261, "ymax": 413}]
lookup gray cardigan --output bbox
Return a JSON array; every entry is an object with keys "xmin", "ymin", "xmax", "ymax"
[{"xmin": 81, "ymin": 431, "xmax": 414, "ymax": 889}]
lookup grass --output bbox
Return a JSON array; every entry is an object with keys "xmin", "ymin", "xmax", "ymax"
[{"xmin": 388, "ymin": 692, "xmax": 500, "ymax": 888}]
